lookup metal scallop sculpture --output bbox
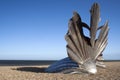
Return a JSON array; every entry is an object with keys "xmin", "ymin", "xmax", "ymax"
[{"xmin": 45, "ymin": 3, "xmax": 109, "ymax": 74}]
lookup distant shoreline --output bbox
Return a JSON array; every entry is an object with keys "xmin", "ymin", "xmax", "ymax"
[
  {"xmin": 0, "ymin": 60, "xmax": 57, "ymax": 66},
  {"xmin": 0, "ymin": 60, "xmax": 119, "ymax": 66},
  {"xmin": 103, "ymin": 60, "xmax": 120, "ymax": 62}
]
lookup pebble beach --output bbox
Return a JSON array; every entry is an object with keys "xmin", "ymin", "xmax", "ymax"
[{"xmin": 0, "ymin": 62, "xmax": 120, "ymax": 80}]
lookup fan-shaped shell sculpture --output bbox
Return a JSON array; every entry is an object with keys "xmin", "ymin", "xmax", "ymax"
[{"xmin": 45, "ymin": 3, "xmax": 109, "ymax": 74}]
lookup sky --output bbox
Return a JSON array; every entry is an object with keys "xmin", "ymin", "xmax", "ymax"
[{"xmin": 0, "ymin": 0, "xmax": 120, "ymax": 60}]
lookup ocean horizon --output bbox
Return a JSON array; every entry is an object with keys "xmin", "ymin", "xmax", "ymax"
[
  {"xmin": 0, "ymin": 60, "xmax": 120, "ymax": 66},
  {"xmin": 0, "ymin": 60, "xmax": 57, "ymax": 66}
]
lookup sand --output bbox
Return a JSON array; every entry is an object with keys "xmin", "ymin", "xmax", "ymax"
[{"xmin": 0, "ymin": 62, "xmax": 120, "ymax": 80}]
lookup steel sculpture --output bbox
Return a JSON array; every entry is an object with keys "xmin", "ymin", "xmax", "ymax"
[{"xmin": 45, "ymin": 3, "xmax": 109, "ymax": 74}]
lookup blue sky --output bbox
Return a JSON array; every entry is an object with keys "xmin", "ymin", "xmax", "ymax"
[{"xmin": 0, "ymin": 0, "xmax": 120, "ymax": 60}]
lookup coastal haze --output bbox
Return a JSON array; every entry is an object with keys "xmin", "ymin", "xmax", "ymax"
[{"xmin": 0, "ymin": 0, "xmax": 120, "ymax": 60}]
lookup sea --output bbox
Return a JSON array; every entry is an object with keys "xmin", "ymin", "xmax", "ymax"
[
  {"xmin": 0, "ymin": 60, "xmax": 119, "ymax": 66},
  {"xmin": 0, "ymin": 60, "xmax": 57, "ymax": 66}
]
